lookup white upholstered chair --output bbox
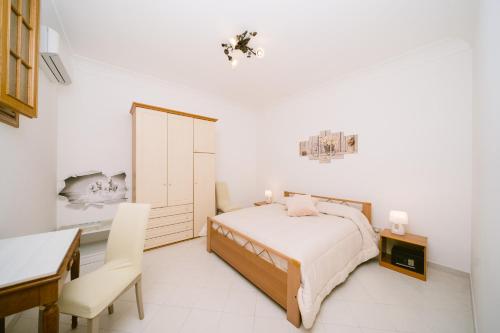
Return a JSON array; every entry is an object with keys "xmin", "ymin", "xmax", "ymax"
[
  {"xmin": 58, "ymin": 203, "xmax": 151, "ymax": 333},
  {"xmin": 215, "ymin": 181, "xmax": 241, "ymax": 213}
]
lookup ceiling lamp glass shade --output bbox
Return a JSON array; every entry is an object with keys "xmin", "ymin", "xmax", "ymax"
[{"xmin": 256, "ymin": 48, "xmax": 265, "ymax": 58}]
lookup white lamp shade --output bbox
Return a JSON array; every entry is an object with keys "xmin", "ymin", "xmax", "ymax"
[
  {"xmin": 389, "ymin": 210, "xmax": 408, "ymax": 225},
  {"xmin": 264, "ymin": 190, "xmax": 272, "ymax": 203}
]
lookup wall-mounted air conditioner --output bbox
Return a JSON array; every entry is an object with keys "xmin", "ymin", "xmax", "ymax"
[{"xmin": 40, "ymin": 26, "xmax": 72, "ymax": 85}]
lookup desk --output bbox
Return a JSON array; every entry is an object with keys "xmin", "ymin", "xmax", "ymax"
[{"xmin": 0, "ymin": 229, "xmax": 81, "ymax": 333}]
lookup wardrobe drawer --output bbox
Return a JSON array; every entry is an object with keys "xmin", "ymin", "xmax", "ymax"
[
  {"xmin": 150, "ymin": 204, "xmax": 193, "ymax": 218},
  {"xmin": 144, "ymin": 230, "xmax": 193, "ymax": 250},
  {"xmin": 148, "ymin": 213, "xmax": 193, "ymax": 229},
  {"xmin": 146, "ymin": 221, "xmax": 193, "ymax": 239}
]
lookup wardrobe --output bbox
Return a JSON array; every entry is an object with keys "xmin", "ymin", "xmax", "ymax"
[{"xmin": 131, "ymin": 103, "xmax": 216, "ymax": 250}]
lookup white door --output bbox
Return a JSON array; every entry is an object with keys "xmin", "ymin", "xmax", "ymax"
[
  {"xmin": 194, "ymin": 119, "xmax": 215, "ymax": 153},
  {"xmin": 167, "ymin": 114, "xmax": 193, "ymax": 206},
  {"xmin": 135, "ymin": 109, "xmax": 167, "ymax": 208},
  {"xmin": 194, "ymin": 153, "xmax": 216, "ymax": 237}
]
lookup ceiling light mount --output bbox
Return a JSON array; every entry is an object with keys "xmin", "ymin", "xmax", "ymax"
[{"xmin": 221, "ymin": 31, "xmax": 264, "ymax": 67}]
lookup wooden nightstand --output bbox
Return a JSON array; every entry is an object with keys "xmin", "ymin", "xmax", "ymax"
[
  {"xmin": 379, "ymin": 229, "xmax": 427, "ymax": 281},
  {"xmin": 254, "ymin": 201, "xmax": 270, "ymax": 206}
]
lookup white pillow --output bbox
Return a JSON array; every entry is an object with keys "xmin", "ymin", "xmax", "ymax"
[
  {"xmin": 286, "ymin": 194, "xmax": 319, "ymax": 217},
  {"xmin": 277, "ymin": 194, "xmax": 320, "ymax": 209},
  {"xmin": 316, "ymin": 201, "xmax": 363, "ymax": 221}
]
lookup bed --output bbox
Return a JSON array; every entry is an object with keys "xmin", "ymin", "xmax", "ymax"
[{"xmin": 206, "ymin": 191, "xmax": 379, "ymax": 329}]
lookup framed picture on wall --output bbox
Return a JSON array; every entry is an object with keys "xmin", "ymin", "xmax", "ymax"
[{"xmin": 299, "ymin": 130, "xmax": 358, "ymax": 163}]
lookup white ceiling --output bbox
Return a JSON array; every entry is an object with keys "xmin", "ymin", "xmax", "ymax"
[{"xmin": 52, "ymin": 0, "xmax": 476, "ymax": 108}]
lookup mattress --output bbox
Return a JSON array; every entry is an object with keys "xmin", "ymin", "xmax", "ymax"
[{"xmin": 210, "ymin": 203, "xmax": 379, "ymax": 328}]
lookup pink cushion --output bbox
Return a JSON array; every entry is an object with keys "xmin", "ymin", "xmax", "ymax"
[{"xmin": 286, "ymin": 194, "xmax": 319, "ymax": 217}]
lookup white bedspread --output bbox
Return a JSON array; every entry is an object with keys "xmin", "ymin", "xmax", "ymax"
[{"xmin": 211, "ymin": 203, "xmax": 379, "ymax": 329}]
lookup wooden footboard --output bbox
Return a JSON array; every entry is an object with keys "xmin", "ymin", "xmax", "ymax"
[{"xmin": 206, "ymin": 217, "xmax": 301, "ymax": 327}]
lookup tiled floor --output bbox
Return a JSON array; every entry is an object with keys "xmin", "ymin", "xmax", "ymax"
[{"xmin": 8, "ymin": 237, "xmax": 474, "ymax": 333}]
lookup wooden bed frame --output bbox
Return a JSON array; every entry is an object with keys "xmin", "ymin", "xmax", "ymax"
[{"xmin": 206, "ymin": 191, "xmax": 372, "ymax": 328}]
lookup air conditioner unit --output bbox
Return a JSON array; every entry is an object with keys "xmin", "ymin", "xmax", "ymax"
[{"xmin": 40, "ymin": 26, "xmax": 72, "ymax": 84}]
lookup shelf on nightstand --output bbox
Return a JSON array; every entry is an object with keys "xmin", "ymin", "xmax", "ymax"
[{"xmin": 379, "ymin": 229, "xmax": 427, "ymax": 281}]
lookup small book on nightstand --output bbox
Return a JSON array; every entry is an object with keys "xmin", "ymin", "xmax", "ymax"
[{"xmin": 379, "ymin": 229, "xmax": 428, "ymax": 281}]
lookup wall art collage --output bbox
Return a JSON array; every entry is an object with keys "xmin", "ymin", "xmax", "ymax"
[{"xmin": 299, "ymin": 130, "xmax": 358, "ymax": 163}]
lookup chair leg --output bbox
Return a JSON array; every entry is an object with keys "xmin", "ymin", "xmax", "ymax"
[
  {"xmin": 107, "ymin": 304, "xmax": 114, "ymax": 315},
  {"xmin": 135, "ymin": 278, "xmax": 145, "ymax": 320},
  {"xmin": 87, "ymin": 317, "xmax": 99, "ymax": 333}
]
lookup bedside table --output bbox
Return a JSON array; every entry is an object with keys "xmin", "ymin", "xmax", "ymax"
[
  {"xmin": 379, "ymin": 229, "xmax": 427, "ymax": 281},
  {"xmin": 254, "ymin": 201, "xmax": 271, "ymax": 206}
]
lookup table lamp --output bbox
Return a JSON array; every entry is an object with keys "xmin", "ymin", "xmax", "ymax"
[
  {"xmin": 389, "ymin": 210, "xmax": 408, "ymax": 235},
  {"xmin": 265, "ymin": 190, "xmax": 273, "ymax": 204}
]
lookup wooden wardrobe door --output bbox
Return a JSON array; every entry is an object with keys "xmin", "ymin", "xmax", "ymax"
[
  {"xmin": 135, "ymin": 109, "xmax": 168, "ymax": 208},
  {"xmin": 167, "ymin": 114, "xmax": 193, "ymax": 206},
  {"xmin": 194, "ymin": 153, "xmax": 215, "ymax": 237},
  {"xmin": 194, "ymin": 119, "xmax": 215, "ymax": 153}
]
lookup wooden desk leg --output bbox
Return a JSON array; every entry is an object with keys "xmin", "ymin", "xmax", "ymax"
[
  {"xmin": 38, "ymin": 304, "xmax": 59, "ymax": 333},
  {"xmin": 70, "ymin": 250, "xmax": 80, "ymax": 329},
  {"xmin": 1, "ymin": 317, "xmax": 5, "ymax": 333}
]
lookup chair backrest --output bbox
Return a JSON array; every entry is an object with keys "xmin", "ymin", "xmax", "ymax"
[
  {"xmin": 105, "ymin": 203, "xmax": 151, "ymax": 269},
  {"xmin": 215, "ymin": 182, "xmax": 231, "ymax": 210}
]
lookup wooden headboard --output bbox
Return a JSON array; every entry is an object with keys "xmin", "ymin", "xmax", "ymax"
[{"xmin": 284, "ymin": 191, "xmax": 372, "ymax": 223}]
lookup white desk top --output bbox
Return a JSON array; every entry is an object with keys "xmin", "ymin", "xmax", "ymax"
[{"xmin": 0, "ymin": 228, "xmax": 79, "ymax": 289}]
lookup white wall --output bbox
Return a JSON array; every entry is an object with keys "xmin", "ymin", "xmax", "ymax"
[
  {"xmin": 56, "ymin": 56, "xmax": 258, "ymax": 227},
  {"xmin": 0, "ymin": 0, "xmax": 60, "ymax": 239},
  {"xmin": 257, "ymin": 39, "xmax": 473, "ymax": 272},
  {"xmin": 471, "ymin": 1, "xmax": 500, "ymax": 331}
]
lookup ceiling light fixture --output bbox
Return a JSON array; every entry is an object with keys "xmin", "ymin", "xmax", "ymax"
[{"xmin": 221, "ymin": 31, "xmax": 264, "ymax": 67}]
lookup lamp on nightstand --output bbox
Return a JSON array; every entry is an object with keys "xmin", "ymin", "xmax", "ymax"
[
  {"xmin": 264, "ymin": 190, "xmax": 273, "ymax": 204},
  {"xmin": 389, "ymin": 210, "xmax": 408, "ymax": 235}
]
